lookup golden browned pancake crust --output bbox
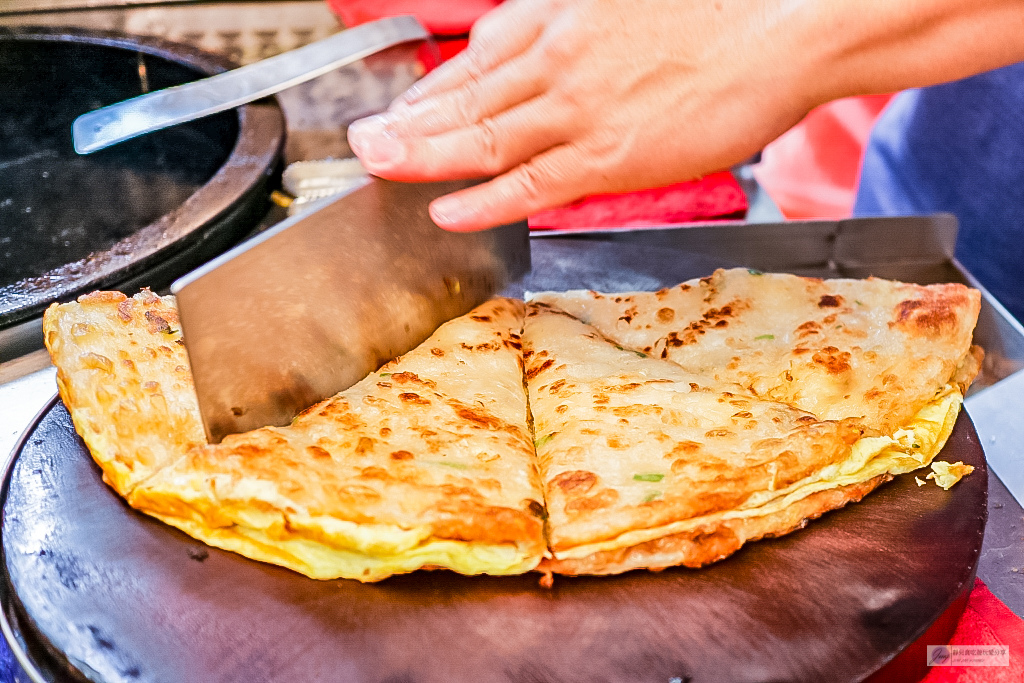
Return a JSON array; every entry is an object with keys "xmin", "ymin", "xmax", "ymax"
[
  {"xmin": 529, "ymin": 268, "xmax": 982, "ymax": 434},
  {"xmin": 45, "ymin": 294, "xmax": 545, "ymax": 581},
  {"xmin": 43, "ymin": 267, "xmax": 982, "ymax": 582},
  {"xmin": 43, "ymin": 290, "xmax": 204, "ymax": 495},
  {"xmin": 539, "ymin": 474, "xmax": 892, "ymax": 577}
]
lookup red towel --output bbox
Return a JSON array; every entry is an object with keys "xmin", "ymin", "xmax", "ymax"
[
  {"xmin": 527, "ymin": 172, "xmax": 747, "ymax": 230},
  {"xmin": 921, "ymin": 579, "xmax": 1024, "ymax": 683}
]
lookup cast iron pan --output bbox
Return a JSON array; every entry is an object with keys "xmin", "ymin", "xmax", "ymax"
[
  {"xmin": 0, "ymin": 27, "xmax": 284, "ymax": 333},
  {"xmin": 0, "ymin": 241, "xmax": 987, "ymax": 683}
]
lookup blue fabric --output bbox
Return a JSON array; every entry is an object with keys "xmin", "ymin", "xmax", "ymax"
[{"xmin": 854, "ymin": 61, "xmax": 1024, "ymax": 323}]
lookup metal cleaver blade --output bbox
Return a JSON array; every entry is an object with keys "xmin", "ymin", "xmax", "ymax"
[{"xmin": 170, "ymin": 178, "xmax": 530, "ymax": 443}]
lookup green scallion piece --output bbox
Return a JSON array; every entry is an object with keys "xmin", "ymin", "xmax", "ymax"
[
  {"xmin": 755, "ymin": 334, "xmax": 775, "ymax": 341},
  {"xmin": 434, "ymin": 461, "xmax": 468, "ymax": 470},
  {"xmin": 633, "ymin": 473, "xmax": 665, "ymax": 483}
]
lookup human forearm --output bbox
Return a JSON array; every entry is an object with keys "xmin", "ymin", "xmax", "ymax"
[{"xmin": 794, "ymin": 0, "xmax": 1024, "ymax": 102}]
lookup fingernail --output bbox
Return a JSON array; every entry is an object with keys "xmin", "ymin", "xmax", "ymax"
[
  {"xmin": 348, "ymin": 115, "xmax": 388, "ymax": 151},
  {"xmin": 430, "ymin": 198, "xmax": 474, "ymax": 228},
  {"xmin": 362, "ymin": 137, "xmax": 406, "ymax": 167},
  {"xmin": 348, "ymin": 116, "xmax": 405, "ymax": 167}
]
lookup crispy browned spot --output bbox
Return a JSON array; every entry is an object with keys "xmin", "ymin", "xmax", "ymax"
[
  {"xmin": 555, "ymin": 404, "xmax": 568, "ymax": 414},
  {"xmin": 306, "ymin": 445, "xmax": 331, "ymax": 459},
  {"xmin": 656, "ymin": 307, "xmax": 675, "ymax": 323},
  {"xmin": 671, "ymin": 440, "xmax": 702, "ymax": 456},
  {"xmin": 379, "ymin": 427, "xmax": 392, "ymax": 437},
  {"xmin": 705, "ymin": 429, "xmax": 733, "ymax": 438},
  {"xmin": 391, "ymin": 371, "xmax": 436, "ymax": 388},
  {"xmin": 524, "ymin": 499, "xmax": 546, "ymax": 519},
  {"xmin": 818, "ymin": 294, "xmax": 843, "ymax": 308},
  {"xmin": 454, "ymin": 405, "xmax": 502, "ymax": 430},
  {"xmin": 811, "ymin": 346, "xmax": 852, "ymax": 374},
  {"xmin": 355, "ymin": 436, "xmax": 374, "ymax": 454},
  {"xmin": 551, "ymin": 470, "xmax": 597, "ymax": 496},
  {"xmin": 116, "ymin": 299, "xmax": 133, "ymax": 322},
  {"xmin": 390, "ymin": 450, "xmax": 413, "ymax": 460},
  {"xmin": 399, "ymin": 392, "xmax": 430, "ymax": 405},
  {"xmin": 891, "ymin": 285, "xmax": 970, "ymax": 337},
  {"xmin": 526, "ymin": 358, "xmax": 556, "ymax": 380},
  {"xmin": 549, "ymin": 379, "xmax": 567, "ymax": 393},
  {"xmin": 702, "ymin": 304, "xmax": 735, "ymax": 322},
  {"xmin": 79, "ymin": 291, "xmax": 127, "ymax": 304},
  {"xmin": 360, "ymin": 466, "xmax": 389, "ymax": 480},
  {"xmin": 566, "ymin": 488, "xmax": 619, "ymax": 515},
  {"xmin": 430, "ymin": 347, "xmax": 444, "ymax": 357},
  {"xmin": 612, "ymin": 404, "xmax": 662, "ymax": 417},
  {"xmin": 469, "ymin": 315, "xmax": 492, "ymax": 322},
  {"xmin": 144, "ymin": 311, "xmax": 172, "ymax": 335}
]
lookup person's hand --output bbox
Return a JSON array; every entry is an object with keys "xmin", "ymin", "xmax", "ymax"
[{"xmin": 347, "ymin": 0, "xmax": 817, "ymax": 231}]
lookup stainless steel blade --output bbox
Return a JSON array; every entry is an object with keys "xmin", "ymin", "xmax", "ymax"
[
  {"xmin": 72, "ymin": 15, "xmax": 428, "ymax": 154},
  {"xmin": 171, "ymin": 178, "xmax": 530, "ymax": 443}
]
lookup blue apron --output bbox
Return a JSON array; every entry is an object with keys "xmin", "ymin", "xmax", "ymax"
[{"xmin": 853, "ymin": 62, "xmax": 1024, "ymax": 323}]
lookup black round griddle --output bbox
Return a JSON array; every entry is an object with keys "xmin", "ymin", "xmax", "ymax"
[
  {"xmin": 0, "ymin": 27, "xmax": 284, "ymax": 334},
  {"xmin": 0, "ymin": 241, "xmax": 988, "ymax": 683}
]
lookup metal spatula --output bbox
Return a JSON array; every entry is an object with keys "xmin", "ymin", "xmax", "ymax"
[
  {"xmin": 171, "ymin": 178, "xmax": 530, "ymax": 443},
  {"xmin": 72, "ymin": 15, "xmax": 429, "ymax": 154}
]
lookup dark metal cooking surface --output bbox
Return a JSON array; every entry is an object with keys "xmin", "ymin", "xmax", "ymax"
[
  {"xmin": 0, "ymin": 27, "xmax": 284, "ymax": 333},
  {"xmin": 0, "ymin": 240, "xmax": 987, "ymax": 683}
]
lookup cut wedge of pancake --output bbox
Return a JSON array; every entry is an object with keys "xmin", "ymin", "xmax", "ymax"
[
  {"xmin": 523, "ymin": 302, "xmax": 966, "ymax": 576},
  {"xmin": 44, "ymin": 290, "xmax": 204, "ymax": 495},
  {"xmin": 45, "ymin": 294, "xmax": 545, "ymax": 581},
  {"xmin": 529, "ymin": 268, "xmax": 982, "ymax": 435}
]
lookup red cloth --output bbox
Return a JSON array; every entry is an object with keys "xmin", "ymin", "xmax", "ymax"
[
  {"xmin": 527, "ymin": 172, "xmax": 747, "ymax": 230},
  {"xmin": 753, "ymin": 94, "xmax": 893, "ymax": 219},
  {"xmin": 325, "ymin": 0, "xmax": 498, "ymax": 36},
  {"xmin": 920, "ymin": 579, "xmax": 1024, "ymax": 683}
]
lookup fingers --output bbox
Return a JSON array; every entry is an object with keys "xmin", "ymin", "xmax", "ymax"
[
  {"xmin": 350, "ymin": 94, "xmax": 574, "ymax": 181},
  {"xmin": 394, "ymin": 0, "xmax": 550, "ymax": 107},
  {"xmin": 379, "ymin": 52, "xmax": 547, "ymax": 139},
  {"xmin": 428, "ymin": 143, "xmax": 599, "ymax": 231}
]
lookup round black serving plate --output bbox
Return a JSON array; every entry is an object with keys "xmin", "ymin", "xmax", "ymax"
[
  {"xmin": 0, "ymin": 27, "xmax": 284, "ymax": 351},
  {"xmin": 0, "ymin": 241, "xmax": 989, "ymax": 683}
]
